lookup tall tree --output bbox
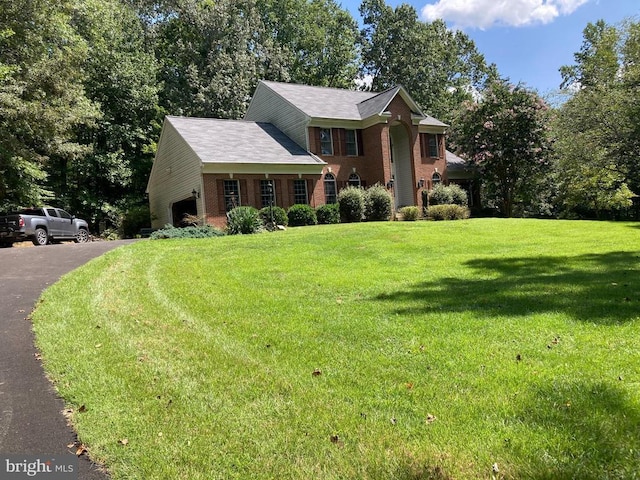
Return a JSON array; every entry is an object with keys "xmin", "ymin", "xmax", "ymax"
[
  {"xmin": 258, "ymin": 0, "xmax": 360, "ymax": 89},
  {"xmin": 452, "ymin": 79, "xmax": 552, "ymax": 217},
  {"xmin": 359, "ymin": 0, "xmax": 497, "ymax": 122},
  {"xmin": 52, "ymin": 0, "xmax": 161, "ymax": 228},
  {"xmin": 0, "ymin": 0, "xmax": 97, "ymax": 210},
  {"xmin": 553, "ymin": 19, "xmax": 640, "ymax": 218}
]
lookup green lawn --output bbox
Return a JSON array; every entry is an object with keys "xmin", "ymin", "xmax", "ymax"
[{"xmin": 31, "ymin": 219, "xmax": 640, "ymax": 479}]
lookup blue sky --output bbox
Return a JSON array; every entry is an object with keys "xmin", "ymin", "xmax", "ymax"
[{"xmin": 340, "ymin": 0, "xmax": 640, "ymax": 95}]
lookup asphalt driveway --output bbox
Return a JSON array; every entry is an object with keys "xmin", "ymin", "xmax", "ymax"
[{"xmin": 0, "ymin": 240, "xmax": 138, "ymax": 479}]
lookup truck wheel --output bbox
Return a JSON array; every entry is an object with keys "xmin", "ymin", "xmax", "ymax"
[
  {"xmin": 0, "ymin": 241, "xmax": 12, "ymax": 248},
  {"xmin": 32, "ymin": 228, "xmax": 49, "ymax": 246},
  {"xmin": 74, "ymin": 228, "xmax": 90, "ymax": 243}
]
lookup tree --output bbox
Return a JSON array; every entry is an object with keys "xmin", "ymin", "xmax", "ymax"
[
  {"xmin": 258, "ymin": 0, "xmax": 360, "ymax": 88},
  {"xmin": 553, "ymin": 19, "xmax": 640, "ymax": 218},
  {"xmin": 359, "ymin": 0, "xmax": 497, "ymax": 122},
  {"xmin": 0, "ymin": 0, "xmax": 97, "ymax": 211},
  {"xmin": 452, "ymin": 79, "xmax": 552, "ymax": 217}
]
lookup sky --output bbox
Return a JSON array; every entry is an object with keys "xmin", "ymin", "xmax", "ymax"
[{"xmin": 340, "ymin": 0, "xmax": 640, "ymax": 96}]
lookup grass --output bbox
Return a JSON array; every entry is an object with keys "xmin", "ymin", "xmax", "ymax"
[{"xmin": 31, "ymin": 218, "xmax": 640, "ymax": 479}]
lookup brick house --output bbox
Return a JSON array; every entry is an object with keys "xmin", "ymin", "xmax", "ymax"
[{"xmin": 147, "ymin": 80, "xmax": 455, "ymax": 229}]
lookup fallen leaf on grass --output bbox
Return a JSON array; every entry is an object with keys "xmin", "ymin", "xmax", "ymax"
[
  {"xmin": 312, "ymin": 369, "xmax": 322, "ymax": 377},
  {"xmin": 75, "ymin": 445, "xmax": 87, "ymax": 457},
  {"xmin": 426, "ymin": 414, "xmax": 437, "ymax": 424},
  {"xmin": 118, "ymin": 439, "xmax": 129, "ymax": 446},
  {"xmin": 78, "ymin": 405, "xmax": 87, "ymax": 413}
]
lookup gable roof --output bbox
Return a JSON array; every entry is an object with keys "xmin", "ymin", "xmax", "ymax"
[
  {"xmin": 257, "ymin": 80, "xmax": 448, "ymax": 128},
  {"xmin": 166, "ymin": 116, "xmax": 325, "ymax": 166}
]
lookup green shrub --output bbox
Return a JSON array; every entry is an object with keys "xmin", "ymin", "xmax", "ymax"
[
  {"xmin": 316, "ymin": 203, "xmax": 340, "ymax": 224},
  {"xmin": 258, "ymin": 206, "xmax": 288, "ymax": 226},
  {"xmin": 150, "ymin": 224, "xmax": 225, "ymax": 239},
  {"xmin": 287, "ymin": 204, "xmax": 317, "ymax": 227},
  {"xmin": 448, "ymin": 184, "xmax": 469, "ymax": 207},
  {"xmin": 428, "ymin": 184, "xmax": 469, "ymax": 207},
  {"xmin": 364, "ymin": 184, "xmax": 393, "ymax": 221},
  {"xmin": 338, "ymin": 186, "xmax": 365, "ymax": 223},
  {"xmin": 400, "ymin": 206, "xmax": 420, "ymax": 221},
  {"xmin": 428, "ymin": 184, "xmax": 453, "ymax": 206},
  {"xmin": 427, "ymin": 204, "xmax": 470, "ymax": 221},
  {"xmin": 226, "ymin": 206, "xmax": 263, "ymax": 235}
]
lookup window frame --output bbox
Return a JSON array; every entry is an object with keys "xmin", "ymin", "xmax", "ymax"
[
  {"xmin": 223, "ymin": 179, "xmax": 241, "ymax": 212},
  {"xmin": 345, "ymin": 129, "xmax": 358, "ymax": 156},
  {"xmin": 320, "ymin": 128, "xmax": 333, "ymax": 156},
  {"xmin": 348, "ymin": 173, "xmax": 361, "ymax": 187},
  {"xmin": 260, "ymin": 180, "xmax": 276, "ymax": 209},
  {"xmin": 293, "ymin": 179, "xmax": 308, "ymax": 205},
  {"xmin": 324, "ymin": 173, "xmax": 337, "ymax": 204}
]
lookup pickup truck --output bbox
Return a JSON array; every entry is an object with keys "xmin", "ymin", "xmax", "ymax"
[{"xmin": 0, "ymin": 207, "xmax": 91, "ymax": 247}]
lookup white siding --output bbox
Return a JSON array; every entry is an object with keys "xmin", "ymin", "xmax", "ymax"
[
  {"xmin": 147, "ymin": 119, "xmax": 203, "ymax": 228},
  {"xmin": 245, "ymin": 82, "xmax": 310, "ymax": 150}
]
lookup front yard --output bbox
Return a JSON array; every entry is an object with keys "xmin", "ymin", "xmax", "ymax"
[{"xmin": 32, "ymin": 219, "xmax": 640, "ymax": 479}]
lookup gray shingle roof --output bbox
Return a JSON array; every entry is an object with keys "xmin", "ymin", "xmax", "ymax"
[
  {"xmin": 167, "ymin": 116, "xmax": 325, "ymax": 165},
  {"xmin": 260, "ymin": 81, "xmax": 448, "ymax": 127}
]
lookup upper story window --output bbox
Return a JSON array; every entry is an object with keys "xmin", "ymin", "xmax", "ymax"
[
  {"xmin": 345, "ymin": 130, "xmax": 358, "ymax": 156},
  {"xmin": 293, "ymin": 179, "xmax": 308, "ymax": 204},
  {"xmin": 324, "ymin": 173, "xmax": 337, "ymax": 204},
  {"xmin": 320, "ymin": 128, "xmax": 333, "ymax": 155},
  {"xmin": 223, "ymin": 179, "xmax": 240, "ymax": 211},
  {"xmin": 260, "ymin": 180, "xmax": 275, "ymax": 208},
  {"xmin": 428, "ymin": 135, "xmax": 438, "ymax": 158},
  {"xmin": 348, "ymin": 173, "xmax": 361, "ymax": 187}
]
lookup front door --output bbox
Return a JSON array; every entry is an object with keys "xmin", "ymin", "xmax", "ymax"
[{"xmin": 389, "ymin": 123, "xmax": 415, "ymax": 208}]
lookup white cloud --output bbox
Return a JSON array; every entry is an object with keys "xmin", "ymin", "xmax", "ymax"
[{"xmin": 421, "ymin": 0, "xmax": 590, "ymax": 29}]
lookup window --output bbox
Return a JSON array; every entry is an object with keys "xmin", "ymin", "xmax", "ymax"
[
  {"xmin": 324, "ymin": 173, "xmax": 337, "ymax": 204},
  {"xmin": 348, "ymin": 173, "xmax": 361, "ymax": 187},
  {"xmin": 320, "ymin": 128, "xmax": 333, "ymax": 155},
  {"xmin": 58, "ymin": 210, "xmax": 72, "ymax": 220},
  {"xmin": 260, "ymin": 180, "xmax": 275, "ymax": 208},
  {"xmin": 46, "ymin": 208, "xmax": 58, "ymax": 217},
  {"xmin": 429, "ymin": 135, "xmax": 439, "ymax": 158},
  {"xmin": 432, "ymin": 172, "xmax": 442, "ymax": 186},
  {"xmin": 345, "ymin": 130, "xmax": 358, "ymax": 156},
  {"xmin": 223, "ymin": 179, "xmax": 240, "ymax": 211},
  {"xmin": 293, "ymin": 179, "xmax": 308, "ymax": 204}
]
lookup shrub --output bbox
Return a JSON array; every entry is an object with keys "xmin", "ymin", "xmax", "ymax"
[
  {"xmin": 400, "ymin": 206, "xmax": 420, "ymax": 221},
  {"xmin": 448, "ymin": 184, "xmax": 469, "ymax": 207},
  {"xmin": 338, "ymin": 186, "xmax": 365, "ymax": 223},
  {"xmin": 427, "ymin": 204, "xmax": 470, "ymax": 221},
  {"xmin": 428, "ymin": 184, "xmax": 469, "ymax": 207},
  {"xmin": 150, "ymin": 224, "xmax": 225, "ymax": 239},
  {"xmin": 364, "ymin": 184, "xmax": 393, "ymax": 221},
  {"xmin": 226, "ymin": 206, "xmax": 263, "ymax": 235},
  {"xmin": 258, "ymin": 206, "xmax": 288, "ymax": 226},
  {"xmin": 316, "ymin": 203, "xmax": 340, "ymax": 224},
  {"xmin": 120, "ymin": 204, "xmax": 152, "ymax": 238},
  {"xmin": 287, "ymin": 204, "xmax": 317, "ymax": 227},
  {"xmin": 428, "ymin": 184, "xmax": 453, "ymax": 206}
]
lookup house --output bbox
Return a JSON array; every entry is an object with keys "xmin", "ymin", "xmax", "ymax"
[{"xmin": 147, "ymin": 80, "xmax": 457, "ymax": 229}]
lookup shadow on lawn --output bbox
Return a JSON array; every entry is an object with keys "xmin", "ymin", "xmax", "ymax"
[
  {"xmin": 375, "ymin": 251, "xmax": 640, "ymax": 324},
  {"xmin": 510, "ymin": 380, "xmax": 640, "ymax": 479}
]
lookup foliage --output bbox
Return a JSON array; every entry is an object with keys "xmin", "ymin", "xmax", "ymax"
[
  {"xmin": 428, "ymin": 184, "xmax": 469, "ymax": 207},
  {"xmin": 427, "ymin": 204, "xmax": 471, "ymax": 221},
  {"xmin": 363, "ymin": 184, "xmax": 393, "ymax": 221},
  {"xmin": 257, "ymin": 0, "xmax": 359, "ymax": 88},
  {"xmin": 226, "ymin": 206, "xmax": 263, "ymax": 235},
  {"xmin": 399, "ymin": 205, "xmax": 420, "ymax": 221},
  {"xmin": 32, "ymin": 220, "xmax": 640, "ymax": 479},
  {"xmin": 119, "ymin": 204, "xmax": 152, "ymax": 238},
  {"xmin": 149, "ymin": 224, "xmax": 224, "ymax": 239},
  {"xmin": 338, "ymin": 185, "xmax": 365, "ymax": 223},
  {"xmin": 287, "ymin": 204, "xmax": 317, "ymax": 226},
  {"xmin": 359, "ymin": 0, "xmax": 497, "ymax": 122},
  {"xmin": 316, "ymin": 203, "xmax": 340, "ymax": 224},
  {"xmin": 452, "ymin": 79, "xmax": 552, "ymax": 217},
  {"xmin": 258, "ymin": 206, "xmax": 288, "ymax": 226},
  {"xmin": 552, "ymin": 19, "xmax": 640, "ymax": 218}
]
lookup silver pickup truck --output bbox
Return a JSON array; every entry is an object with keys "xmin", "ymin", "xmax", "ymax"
[{"xmin": 0, "ymin": 207, "xmax": 91, "ymax": 247}]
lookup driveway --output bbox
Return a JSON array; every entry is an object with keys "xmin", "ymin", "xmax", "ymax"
[{"xmin": 0, "ymin": 240, "xmax": 138, "ymax": 479}]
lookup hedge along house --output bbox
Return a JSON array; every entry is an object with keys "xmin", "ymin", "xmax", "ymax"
[{"xmin": 147, "ymin": 80, "xmax": 450, "ymax": 229}]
